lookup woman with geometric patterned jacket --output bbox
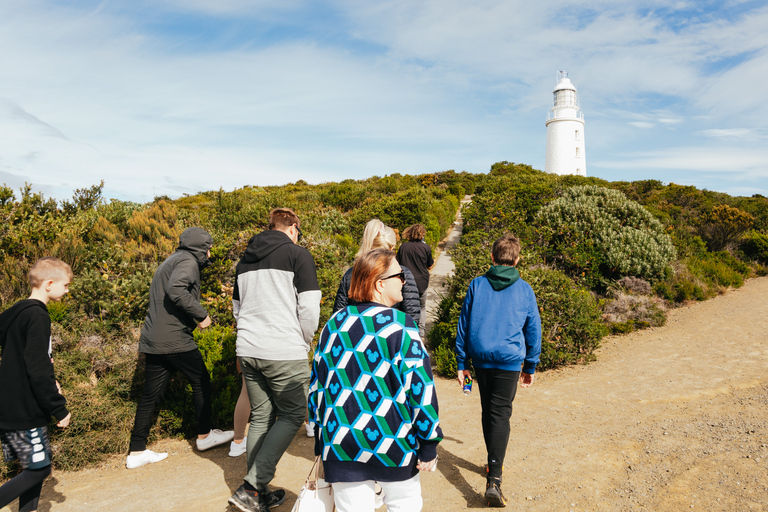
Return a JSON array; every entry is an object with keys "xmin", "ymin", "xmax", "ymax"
[{"xmin": 309, "ymin": 248, "xmax": 443, "ymax": 512}]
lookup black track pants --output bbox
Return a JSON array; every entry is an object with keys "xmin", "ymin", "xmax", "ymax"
[{"xmin": 475, "ymin": 368, "xmax": 520, "ymax": 480}]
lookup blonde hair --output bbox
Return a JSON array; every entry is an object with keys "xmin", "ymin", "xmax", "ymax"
[
  {"xmin": 29, "ymin": 257, "xmax": 73, "ymax": 289},
  {"xmin": 355, "ymin": 219, "xmax": 396, "ymax": 258}
]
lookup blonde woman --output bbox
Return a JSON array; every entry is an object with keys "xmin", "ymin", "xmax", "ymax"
[{"xmin": 332, "ymin": 219, "xmax": 420, "ymax": 324}]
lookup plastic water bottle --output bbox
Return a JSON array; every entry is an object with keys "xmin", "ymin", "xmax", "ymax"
[{"xmin": 463, "ymin": 375, "xmax": 472, "ymax": 395}]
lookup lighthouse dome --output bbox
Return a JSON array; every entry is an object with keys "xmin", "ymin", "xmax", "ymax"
[{"xmin": 552, "ymin": 77, "xmax": 577, "ymax": 93}]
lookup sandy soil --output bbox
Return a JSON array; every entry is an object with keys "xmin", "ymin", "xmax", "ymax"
[
  {"xmin": 6, "ymin": 275, "xmax": 768, "ymax": 512},
  {"xmin": 4, "ymin": 211, "xmax": 768, "ymax": 511}
]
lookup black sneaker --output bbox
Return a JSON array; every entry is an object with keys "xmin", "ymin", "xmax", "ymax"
[
  {"xmin": 261, "ymin": 489, "xmax": 287, "ymax": 508},
  {"xmin": 229, "ymin": 484, "xmax": 266, "ymax": 512},
  {"xmin": 485, "ymin": 477, "xmax": 507, "ymax": 508}
]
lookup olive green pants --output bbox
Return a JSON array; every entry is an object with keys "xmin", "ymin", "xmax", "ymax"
[{"xmin": 240, "ymin": 357, "xmax": 310, "ymax": 492}]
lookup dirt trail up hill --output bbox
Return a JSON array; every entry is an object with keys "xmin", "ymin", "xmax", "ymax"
[{"xmin": 4, "ymin": 211, "xmax": 768, "ymax": 512}]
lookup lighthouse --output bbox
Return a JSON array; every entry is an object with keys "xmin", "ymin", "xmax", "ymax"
[{"xmin": 545, "ymin": 71, "xmax": 586, "ymax": 176}]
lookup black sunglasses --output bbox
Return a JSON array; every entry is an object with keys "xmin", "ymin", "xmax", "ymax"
[
  {"xmin": 381, "ymin": 271, "xmax": 406, "ymax": 284},
  {"xmin": 295, "ymin": 226, "xmax": 303, "ymax": 242}
]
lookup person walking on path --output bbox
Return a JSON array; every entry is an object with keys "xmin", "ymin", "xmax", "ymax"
[
  {"xmin": 228, "ymin": 208, "xmax": 322, "ymax": 512},
  {"xmin": 396, "ymin": 223, "xmax": 434, "ymax": 336},
  {"xmin": 333, "ymin": 219, "xmax": 421, "ymax": 324},
  {"xmin": 127, "ymin": 227, "xmax": 234, "ymax": 470},
  {"xmin": 0, "ymin": 258, "xmax": 72, "ymax": 512},
  {"xmin": 455, "ymin": 233, "xmax": 541, "ymax": 507},
  {"xmin": 310, "ymin": 248, "xmax": 442, "ymax": 512}
]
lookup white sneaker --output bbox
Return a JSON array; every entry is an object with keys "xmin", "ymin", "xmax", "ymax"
[
  {"xmin": 228, "ymin": 437, "xmax": 247, "ymax": 457},
  {"xmin": 196, "ymin": 429, "xmax": 235, "ymax": 451},
  {"xmin": 126, "ymin": 449, "xmax": 168, "ymax": 469},
  {"xmin": 305, "ymin": 422, "xmax": 314, "ymax": 437}
]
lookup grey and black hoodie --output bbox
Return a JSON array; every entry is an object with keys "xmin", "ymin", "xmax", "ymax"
[
  {"xmin": 233, "ymin": 229, "xmax": 321, "ymax": 361},
  {"xmin": 139, "ymin": 227, "xmax": 212, "ymax": 354}
]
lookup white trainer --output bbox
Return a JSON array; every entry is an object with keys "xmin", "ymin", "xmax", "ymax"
[
  {"xmin": 305, "ymin": 422, "xmax": 314, "ymax": 437},
  {"xmin": 196, "ymin": 429, "xmax": 234, "ymax": 451},
  {"xmin": 126, "ymin": 449, "xmax": 168, "ymax": 469},
  {"xmin": 228, "ymin": 437, "xmax": 247, "ymax": 457}
]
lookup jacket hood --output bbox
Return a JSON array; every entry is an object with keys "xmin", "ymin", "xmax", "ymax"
[
  {"xmin": 0, "ymin": 299, "xmax": 45, "ymax": 349},
  {"xmin": 178, "ymin": 227, "xmax": 213, "ymax": 266},
  {"xmin": 243, "ymin": 229, "xmax": 294, "ymax": 263},
  {"xmin": 485, "ymin": 265, "xmax": 520, "ymax": 291}
]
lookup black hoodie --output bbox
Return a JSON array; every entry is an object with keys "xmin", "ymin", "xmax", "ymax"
[
  {"xmin": 139, "ymin": 227, "xmax": 213, "ymax": 354},
  {"xmin": 0, "ymin": 299, "xmax": 69, "ymax": 429}
]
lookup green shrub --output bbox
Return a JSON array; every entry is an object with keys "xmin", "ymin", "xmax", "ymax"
[
  {"xmin": 536, "ymin": 185, "xmax": 677, "ymax": 287},
  {"xmin": 741, "ymin": 230, "xmax": 768, "ymax": 263},
  {"xmin": 525, "ymin": 267, "xmax": 607, "ymax": 369}
]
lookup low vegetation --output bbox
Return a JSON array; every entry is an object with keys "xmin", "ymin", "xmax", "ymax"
[{"xmin": 2, "ymin": 163, "xmax": 767, "ymax": 475}]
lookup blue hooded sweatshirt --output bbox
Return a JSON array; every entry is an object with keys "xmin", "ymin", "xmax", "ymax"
[{"xmin": 455, "ymin": 265, "xmax": 541, "ymax": 373}]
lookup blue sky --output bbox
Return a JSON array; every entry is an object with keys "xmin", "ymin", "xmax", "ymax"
[{"xmin": 1, "ymin": 0, "xmax": 767, "ymax": 202}]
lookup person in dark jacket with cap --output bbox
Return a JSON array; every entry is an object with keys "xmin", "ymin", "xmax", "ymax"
[{"xmin": 127, "ymin": 227, "xmax": 234, "ymax": 469}]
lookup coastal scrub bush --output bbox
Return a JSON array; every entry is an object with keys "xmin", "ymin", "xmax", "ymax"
[
  {"xmin": 698, "ymin": 204, "xmax": 753, "ymax": 251},
  {"xmin": 536, "ymin": 185, "xmax": 677, "ymax": 288},
  {"xmin": 741, "ymin": 230, "xmax": 768, "ymax": 263}
]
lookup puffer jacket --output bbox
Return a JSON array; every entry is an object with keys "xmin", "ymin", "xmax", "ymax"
[
  {"xmin": 139, "ymin": 227, "xmax": 212, "ymax": 354},
  {"xmin": 332, "ymin": 266, "xmax": 421, "ymax": 324}
]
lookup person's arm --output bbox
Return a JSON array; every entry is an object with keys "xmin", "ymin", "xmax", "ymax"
[
  {"xmin": 166, "ymin": 257, "xmax": 208, "ymax": 324},
  {"xmin": 232, "ymin": 266, "xmax": 241, "ymax": 322},
  {"xmin": 455, "ymin": 282, "xmax": 474, "ymax": 385},
  {"xmin": 398, "ymin": 267, "xmax": 421, "ymax": 324},
  {"xmin": 401, "ymin": 319, "xmax": 442, "ymax": 466},
  {"xmin": 24, "ymin": 313, "xmax": 69, "ymax": 424},
  {"xmin": 294, "ymin": 249, "xmax": 322, "ymax": 344},
  {"xmin": 308, "ymin": 331, "xmax": 325, "ymax": 456},
  {"xmin": 425, "ymin": 244, "xmax": 434, "ymax": 269},
  {"xmin": 332, "ymin": 269, "xmax": 351, "ymax": 314},
  {"xmin": 521, "ymin": 286, "xmax": 542, "ymax": 384}
]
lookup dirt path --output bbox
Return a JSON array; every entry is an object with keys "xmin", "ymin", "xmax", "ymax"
[{"xmin": 5, "ymin": 216, "xmax": 768, "ymax": 511}]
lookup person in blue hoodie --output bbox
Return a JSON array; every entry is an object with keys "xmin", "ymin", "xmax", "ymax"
[{"xmin": 455, "ymin": 233, "xmax": 541, "ymax": 508}]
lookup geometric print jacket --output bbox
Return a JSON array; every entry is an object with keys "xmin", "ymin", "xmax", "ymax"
[{"xmin": 309, "ymin": 302, "xmax": 442, "ymax": 482}]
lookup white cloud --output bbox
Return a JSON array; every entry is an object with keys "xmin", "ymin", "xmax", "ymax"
[{"xmin": 1, "ymin": 0, "xmax": 767, "ymax": 200}]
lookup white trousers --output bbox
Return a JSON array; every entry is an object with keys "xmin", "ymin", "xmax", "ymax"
[{"xmin": 332, "ymin": 474, "xmax": 422, "ymax": 512}]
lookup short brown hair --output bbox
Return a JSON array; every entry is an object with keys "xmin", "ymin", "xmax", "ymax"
[
  {"xmin": 492, "ymin": 234, "xmax": 521, "ymax": 266},
  {"xmin": 402, "ymin": 224, "xmax": 426, "ymax": 242},
  {"xmin": 269, "ymin": 208, "xmax": 300, "ymax": 230},
  {"xmin": 348, "ymin": 249, "xmax": 395, "ymax": 303},
  {"xmin": 29, "ymin": 257, "xmax": 73, "ymax": 289}
]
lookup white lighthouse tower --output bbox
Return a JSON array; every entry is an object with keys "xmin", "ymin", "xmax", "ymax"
[{"xmin": 545, "ymin": 71, "xmax": 586, "ymax": 176}]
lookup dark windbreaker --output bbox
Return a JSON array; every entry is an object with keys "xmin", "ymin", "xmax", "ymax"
[{"xmin": 139, "ymin": 227, "xmax": 213, "ymax": 354}]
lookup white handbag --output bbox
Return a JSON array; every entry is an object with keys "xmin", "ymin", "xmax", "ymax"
[{"xmin": 291, "ymin": 456, "xmax": 335, "ymax": 512}]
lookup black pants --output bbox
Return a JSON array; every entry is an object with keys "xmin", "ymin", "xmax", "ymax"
[
  {"xmin": 129, "ymin": 349, "xmax": 212, "ymax": 452},
  {"xmin": 475, "ymin": 368, "xmax": 520, "ymax": 480},
  {"xmin": 0, "ymin": 466, "xmax": 50, "ymax": 512}
]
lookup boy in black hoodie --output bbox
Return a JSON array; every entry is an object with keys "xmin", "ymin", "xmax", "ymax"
[{"xmin": 0, "ymin": 257, "xmax": 72, "ymax": 512}]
